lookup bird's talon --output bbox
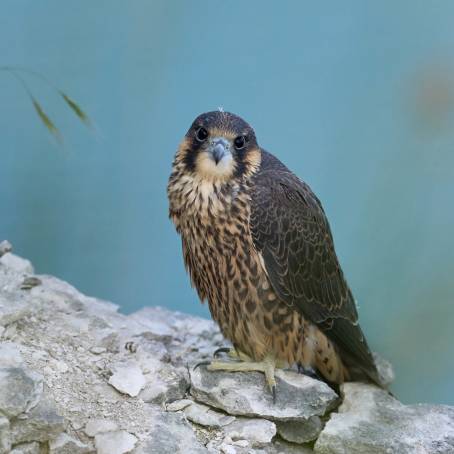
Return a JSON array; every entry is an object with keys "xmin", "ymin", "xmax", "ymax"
[
  {"xmin": 193, "ymin": 354, "xmax": 278, "ymax": 400},
  {"xmin": 194, "ymin": 360, "xmax": 211, "ymax": 371},
  {"xmin": 213, "ymin": 347, "xmax": 232, "ymax": 358}
]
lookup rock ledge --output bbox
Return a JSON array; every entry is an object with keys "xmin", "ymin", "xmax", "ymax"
[{"xmin": 0, "ymin": 245, "xmax": 453, "ymax": 454}]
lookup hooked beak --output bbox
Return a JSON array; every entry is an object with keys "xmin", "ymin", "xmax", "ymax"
[{"xmin": 209, "ymin": 138, "xmax": 231, "ymax": 164}]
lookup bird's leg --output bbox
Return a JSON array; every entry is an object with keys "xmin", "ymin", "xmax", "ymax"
[{"xmin": 196, "ymin": 353, "xmax": 279, "ymax": 402}]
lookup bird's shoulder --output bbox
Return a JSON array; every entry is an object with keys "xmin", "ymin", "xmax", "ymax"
[
  {"xmin": 252, "ymin": 149, "xmax": 327, "ymax": 223},
  {"xmin": 256, "ymin": 149, "xmax": 292, "ymax": 174}
]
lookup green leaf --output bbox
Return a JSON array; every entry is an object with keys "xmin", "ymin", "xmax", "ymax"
[
  {"xmin": 60, "ymin": 91, "xmax": 91, "ymax": 126},
  {"xmin": 31, "ymin": 97, "xmax": 62, "ymax": 142}
]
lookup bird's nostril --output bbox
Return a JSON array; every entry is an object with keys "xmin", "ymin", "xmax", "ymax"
[{"xmin": 212, "ymin": 138, "xmax": 230, "ymax": 148}]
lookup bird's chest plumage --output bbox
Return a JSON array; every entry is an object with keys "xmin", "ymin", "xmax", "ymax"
[
  {"xmin": 174, "ymin": 180, "xmax": 257, "ymax": 304},
  {"xmin": 168, "ymin": 172, "xmax": 316, "ymax": 366},
  {"xmin": 169, "ymin": 177, "xmax": 267, "ymax": 345}
]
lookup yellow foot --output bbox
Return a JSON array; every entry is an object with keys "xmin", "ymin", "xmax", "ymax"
[{"xmin": 195, "ymin": 354, "xmax": 278, "ymax": 403}]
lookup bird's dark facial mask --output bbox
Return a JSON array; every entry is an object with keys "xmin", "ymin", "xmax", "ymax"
[{"xmin": 179, "ymin": 111, "xmax": 261, "ymax": 181}]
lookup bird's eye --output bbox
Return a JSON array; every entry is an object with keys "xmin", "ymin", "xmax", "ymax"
[
  {"xmin": 195, "ymin": 127, "xmax": 208, "ymax": 142},
  {"xmin": 234, "ymin": 135, "xmax": 247, "ymax": 150}
]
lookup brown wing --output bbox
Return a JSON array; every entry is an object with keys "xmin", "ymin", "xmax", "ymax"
[{"xmin": 250, "ymin": 152, "xmax": 381, "ymax": 385}]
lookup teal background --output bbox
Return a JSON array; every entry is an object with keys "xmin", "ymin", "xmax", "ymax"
[{"xmin": 1, "ymin": 1, "xmax": 453, "ymax": 405}]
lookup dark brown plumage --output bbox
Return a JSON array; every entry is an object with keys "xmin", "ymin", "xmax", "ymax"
[{"xmin": 168, "ymin": 111, "xmax": 383, "ymax": 391}]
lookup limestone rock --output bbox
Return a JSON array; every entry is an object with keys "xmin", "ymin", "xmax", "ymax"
[
  {"xmin": 130, "ymin": 306, "xmax": 225, "ymax": 366},
  {"xmin": 190, "ymin": 366, "xmax": 339, "ymax": 422},
  {"xmin": 261, "ymin": 439, "xmax": 314, "ymax": 453},
  {"xmin": 0, "ymin": 241, "xmax": 12, "ymax": 257},
  {"xmin": 223, "ymin": 418, "xmax": 276, "ymax": 446},
  {"xmin": 49, "ymin": 433, "xmax": 92, "ymax": 453},
  {"xmin": 89, "ymin": 346, "xmax": 106, "ymax": 355},
  {"xmin": 1, "ymin": 244, "xmax": 453, "ymax": 454},
  {"xmin": 276, "ymin": 417, "xmax": 324, "ymax": 444},
  {"xmin": 94, "ymin": 430, "xmax": 137, "ymax": 454},
  {"xmin": 183, "ymin": 402, "xmax": 235, "ymax": 428},
  {"xmin": 166, "ymin": 399, "xmax": 194, "ymax": 412},
  {"xmin": 10, "ymin": 394, "xmax": 64, "ymax": 444},
  {"xmin": 84, "ymin": 418, "xmax": 119, "ymax": 437},
  {"xmin": 138, "ymin": 359, "xmax": 189, "ymax": 404},
  {"xmin": 372, "ymin": 352, "xmax": 395, "ymax": 387},
  {"xmin": 133, "ymin": 412, "xmax": 207, "ymax": 454},
  {"xmin": 216, "ymin": 438, "xmax": 314, "ymax": 454},
  {"xmin": 0, "ymin": 367, "xmax": 42, "ymax": 418},
  {"xmin": 0, "ymin": 253, "xmax": 34, "ymax": 274},
  {"xmin": 315, "ymin": 382, "xmax": 454, "ymax": 454},
  {"xmin": 0, "ymin": 415, "xmax": 11, "ymax": 454},
  {"xmin": 218, "ymin": 444, "xmax": 236, "ymax": 454},
  {"xmin": 108, "ymin": 361, "xmax": 146, "ymax": 397},
  {"xmin": 9, "ymin": 442, "xmax": 40, "ymax": 454},
  {"xmin": 0, "ymin": 299, "xmax": 32, "ymax": 333},
  {"xmin": 0, "ymin": 342, "xmax": 25, "ymax": 367}
]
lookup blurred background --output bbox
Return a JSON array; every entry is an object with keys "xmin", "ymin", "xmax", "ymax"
[{"xmin": 1, "ymin": 1, "xmax": 453, "ymax": 405}]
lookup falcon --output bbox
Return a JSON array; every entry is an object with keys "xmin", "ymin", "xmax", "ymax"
[{"xmin": 167, "ymin": 111, "xmax": 384, "ymax": 398}]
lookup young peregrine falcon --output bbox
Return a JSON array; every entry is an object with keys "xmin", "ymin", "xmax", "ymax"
[{"xmin": 168, "ymin": 111, "xmax": 383, "ymax": 397}]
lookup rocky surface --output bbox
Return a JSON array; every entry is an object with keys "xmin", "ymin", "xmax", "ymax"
[
  {"xmin": 0, "ymin": 244, "xmax": 453, "ymax": 453},
  {"xmin": 315, "ymin": 383, "xmax": 454, "ymax": 454},
  {"xmin": 190, "ymin": 367, "xmax": 338, "ymax": 424}
]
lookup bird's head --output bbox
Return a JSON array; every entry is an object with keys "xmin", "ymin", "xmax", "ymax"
[{"xmin": 175, "ymin": 111, "xmax": 261, "ymax": 182}]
